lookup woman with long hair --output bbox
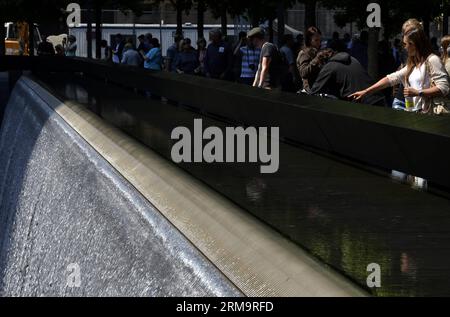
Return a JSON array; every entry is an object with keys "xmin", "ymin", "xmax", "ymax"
[
  {"xmin": 296, "ymin": 26, "xmax": 330, "ymax": 93},
  {"xmin": 441, "ymin": 35, "xmax": 450, "ymax": 75},
  {"xmin": 350, "ymin": 21, "xmax": 449, "ymax": 113}
]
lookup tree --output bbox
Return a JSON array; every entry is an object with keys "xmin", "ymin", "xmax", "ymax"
[
  {"xmin": 196, "ymin": 0, "xmax": 206, "ymax": 39},
  {"xmin": 168, "ymin": 0, "xmax": 193, "ymax": 35},
  {"xmin": 78, "ymin": 0, "xmax": 143, "ymax": 59},
  {"xmin": 302, "ymin": 0, "xmax": 317, "ymax": 29}
]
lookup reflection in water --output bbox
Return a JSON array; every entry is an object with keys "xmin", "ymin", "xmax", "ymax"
[
  {"xmin": 37, "ymin": 73, "xmax": 450, "ymax": 297},
  {"xmin": 245, "ymin": 178, "xmax": 267, "ymax": 204}
]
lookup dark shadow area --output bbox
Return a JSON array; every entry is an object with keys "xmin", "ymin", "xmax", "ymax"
[
  {"xmin": 0, "ymin": 72, "xmax": 10, "ymax": 126},
  {"xmin": 35, "ymin": 72, "xmax": 450, "ymax": 297}
]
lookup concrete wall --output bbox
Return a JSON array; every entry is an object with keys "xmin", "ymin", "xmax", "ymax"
[{"xmin": 0, "ymin": 78, "xmax": 241, "ymax": 297}]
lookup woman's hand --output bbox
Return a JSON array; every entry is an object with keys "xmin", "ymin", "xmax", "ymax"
[
  {"xmin": 349, "ymin": 90, "xmax": 368, "ymax": 101},
  {"xmin": 404, "ymin": 87, "xmax": 419, "ymax": 97}
]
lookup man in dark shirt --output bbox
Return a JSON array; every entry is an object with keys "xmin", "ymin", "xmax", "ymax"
[
  {"xmin": 310, "ymin": 50, "xmax": 386, "ymax": 106},
  {"xmin": 247, "ymin": 27, "xmax": 280, "ymax": 90},
  {"xmin": 166, "ymin": 33, "xmax": 183, "ymax": 72},
  {"xmin": 204, "ymin": 29, "xmax": 233, "ymax": 80},
  {"xmin": 137, "ymin": 34, "xmax": 151, "ymax": 55}
]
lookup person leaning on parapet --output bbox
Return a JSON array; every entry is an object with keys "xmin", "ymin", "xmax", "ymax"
[
  {"xmin": 204, "ymin": 29, "xmax": 233, "ymax": 80},
  {"xmin": 296, "ymin": 27, "xmax": 328, "ymax": 93},
  {"xmin": 236, "ymin": 35, "xmax": 261, "ymax": 86},
  {"xmin": 121, "ymin": 43, "xmax": 142, "ymax": 67},
  {"xmin": 100, "ymin": 40, "xmax": 112, "ymax": 62},
  {"xmin": 65, "ymin": 35, "xmax": 77, "ymax": 57},
  {"xmin": 232, "ymin": 31, "xmax": 248, "ymax": 80},
  {"xmin": 137, "ymin": 34, "xmax": 151, "ymax": 56},
  {"xmin": 175, "ymin": 38, "xmax": 200, "ymax": 75},
  {"xmin": 248, "ymin": 27, "xmax": 280, "ymax": 90},
  {"xmin": 196, "ymin": 38, "xmax": 208, "ymax": 76},
  {"xmin": 441, "ymin": 35, "xmax": 450, "ymax": 75},
  {"xmin": 350, "ymin": 19, "xmax": 450, "ymax": 114},
  {"xmin": 310, "ymin": 49, "xmax": 386, "ymax": 106},
  {"xmin": 112, "ymin": 34, "xmax": 125, "ymax": 64},
  {"xmin": 166, "ymin": 33, "xmax": 183, "ymax": 72},
  {"xmin": 143, "ymin": 38, "xmax": 163, "ymax": 71}
]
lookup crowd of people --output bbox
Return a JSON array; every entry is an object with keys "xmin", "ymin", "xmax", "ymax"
[
  {"xmin": 37, "ymin": 34, "xmax": 77, "ymax": 57},
  {"xmin": 37, "ymin": 18, "xmax": 450, "ymax": 114}
]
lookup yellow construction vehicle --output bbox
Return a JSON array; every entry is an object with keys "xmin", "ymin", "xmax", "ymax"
[{"xmin": 4, "ymin": 22, "xmax": 42, "ymax": 56}]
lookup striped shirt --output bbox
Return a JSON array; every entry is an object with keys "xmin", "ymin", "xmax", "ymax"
[{"xmin": 240, "ymin": 46, "xmax": 261, "ymax": 79}]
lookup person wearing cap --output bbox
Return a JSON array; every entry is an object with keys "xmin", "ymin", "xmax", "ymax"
[
  {"xmin": 248, "ymin": 27, "xmax": 280, "ymax": 90},
  {"xmin": 204, "ymin": 29, "xmax": 233, "ymax": 80}
]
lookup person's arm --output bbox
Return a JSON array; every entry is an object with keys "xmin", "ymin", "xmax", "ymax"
[
  {"xmin": 404, "ymin": 86, "xmax": 443, "ymax": 98},
  {"xmin": 121, "ymin": 52, "xmax": 128, "ymax": 64},
  {"xmin": 404, "ymin": 56, "xmax": 449, "ymax": 98},
  {"xmin": 310, "ymin": 66, "xmax": 333, "ymax": 96},
  {"xmin": 175, "ymin": 55, "xmax": 184, "ymax": 73},
  {"xmin": 349, "ymin": 77, "xmax": 391, "ymax": 101},
  {"xmin": 142, "ymin": 51, "xmax": 149, "ymax": 61},
  {"xmin": 297, "ymin": 49, "xmax": 322, "ymax": 79},
  {"xmin": 143, "ymin": 49, "xmax": 155, "ymax": 62},
  {"xmin": 258, "ymin": 56, "xmax": 272, "ymax": 87}
]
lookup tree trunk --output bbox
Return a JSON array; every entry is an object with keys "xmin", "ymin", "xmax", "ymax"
[
  {"xmin": 304, "ymin": 0, "xmax": 317, "ymax": 29},
  {"xmin": 368, "ymin": 28, "xmax": 379, "ymax": 80},
  {"xmin": 197, "ymin": 0, "xmax": 205, "ymax": 39},
  {"xmin": 0, "ymin": 20, "xmax": 5, "ymax": 56},
  {"xmin": 86, "ymin": 2, "xmax": 93, "ymax": 59},
  {"xmin": 176, "ymin": 5, "xmax": 183, "ymax": 35},
  {"xmin": 277, "ymin": 2, "xmax": 285, "ymax": 47},
  {"xmin": 221, "ymin": 7, "xmax": 227, "ymax": 36},
  {"xmin": 95, "ymin": 4, "xmax": 102, "ymax": 59}
]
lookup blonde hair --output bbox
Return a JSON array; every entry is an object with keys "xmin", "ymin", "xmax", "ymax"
[
  {"xmin": 402, "ymin": 19, "xmax": 423, "ymax": 34},
  {"xmin": 441, "ymin": 35, "xmax": 450, "ymax": 65}
]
